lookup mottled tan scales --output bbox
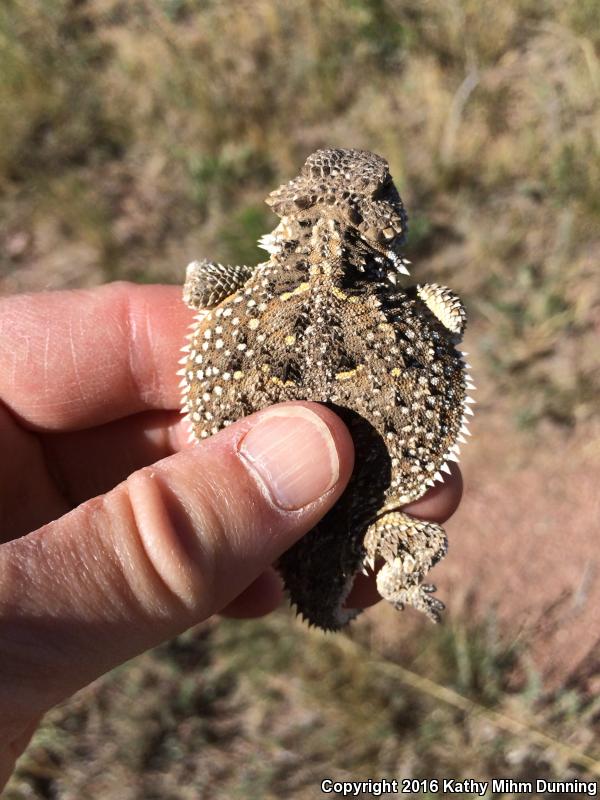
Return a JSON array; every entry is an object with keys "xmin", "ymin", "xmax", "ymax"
[{"xmin": 179, "ymin": 148, "xmax": 474, "ymax": 631}]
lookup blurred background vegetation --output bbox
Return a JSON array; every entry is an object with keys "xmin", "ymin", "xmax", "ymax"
[{"xmin": 2, "ymin": 0, "xmax": 600, "ymax": 796}]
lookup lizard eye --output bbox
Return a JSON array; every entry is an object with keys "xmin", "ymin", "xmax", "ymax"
[
  {"xmin": 372, "ymin": 176, "xmax": 393, "ymax": 200},
  {"xmin": 293, "ymin": 194, "xmax": 314, "ymax": 209}
]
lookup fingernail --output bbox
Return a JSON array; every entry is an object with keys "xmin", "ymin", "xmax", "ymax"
[{"xmin": 239, "ymin": 407, "xmax": 340, "ymax": 510}]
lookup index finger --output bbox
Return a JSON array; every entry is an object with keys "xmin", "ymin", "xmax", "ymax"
[{"xmin": 0, "ymin": 282, "xmax": 191, "ymax": 431}]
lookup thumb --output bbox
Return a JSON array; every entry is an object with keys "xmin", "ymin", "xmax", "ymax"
[{"xmin": 0, "ymin": 402, "xmax": 353, "ymax": 717}]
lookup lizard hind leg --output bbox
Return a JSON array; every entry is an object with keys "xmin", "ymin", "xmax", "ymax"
[{"xmin": 363, "ymin": 511, "xmax": 448, "ymax": 623}]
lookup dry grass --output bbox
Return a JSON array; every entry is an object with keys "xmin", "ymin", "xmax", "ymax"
[
  {"xmin": 1, "ymin": 0, "xmax": 598, "ymax": 424},
  {"xmin": 7, "ymin": 613, "xmax": 600, "ymax": 798},
  {"xmin": 2, "ymin": 0, "xmax": 600, "ymax": 796}
]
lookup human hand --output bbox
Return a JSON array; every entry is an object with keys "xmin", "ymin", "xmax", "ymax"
[{"xmin": 0, "ymin": 282, "xmax": 462, "ymax": 789}]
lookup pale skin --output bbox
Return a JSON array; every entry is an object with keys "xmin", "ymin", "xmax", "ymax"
[{"xmin": 0, "ymin": 282, "xmax": 462, "ymax": 789}]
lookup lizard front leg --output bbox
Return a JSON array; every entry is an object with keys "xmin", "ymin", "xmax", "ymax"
[
  {"xmin": 180, "ymin": 259, "xmax": 254, "ymax": 441},
  {"xmin": 415, "ymin": 283, "xmax": 467, "ymax": 338},
  {"xmin": 183, "ymin": 259, "xmax": 254, "ymax": 310},
  {"xmin": 363, "ymin": 510, "xmax": 447, "ymax": 622}
]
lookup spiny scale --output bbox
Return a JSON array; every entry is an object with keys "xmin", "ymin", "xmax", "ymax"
[{"xmin": 180, "ymin": 147, "xmax": 473, "ymax": 631}]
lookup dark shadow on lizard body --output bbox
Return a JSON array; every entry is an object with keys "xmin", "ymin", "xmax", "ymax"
[{"xmin": 278, "ymin": 407, "xmax": 391, "ymax": 630}]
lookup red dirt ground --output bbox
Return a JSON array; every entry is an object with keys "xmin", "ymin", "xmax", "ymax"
[{"xmin": 440, "ymin": 405, "xmax": 600, "ymax": 690}]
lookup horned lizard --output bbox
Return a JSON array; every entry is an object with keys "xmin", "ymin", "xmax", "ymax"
[{"xmin": 179, "ymin": 148, "xmax": 474, "ymax": 631}]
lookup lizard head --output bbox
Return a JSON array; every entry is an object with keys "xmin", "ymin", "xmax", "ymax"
[{"xmin": 265, "ymin": 148, "xmax": 408, "ymax": 264}]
